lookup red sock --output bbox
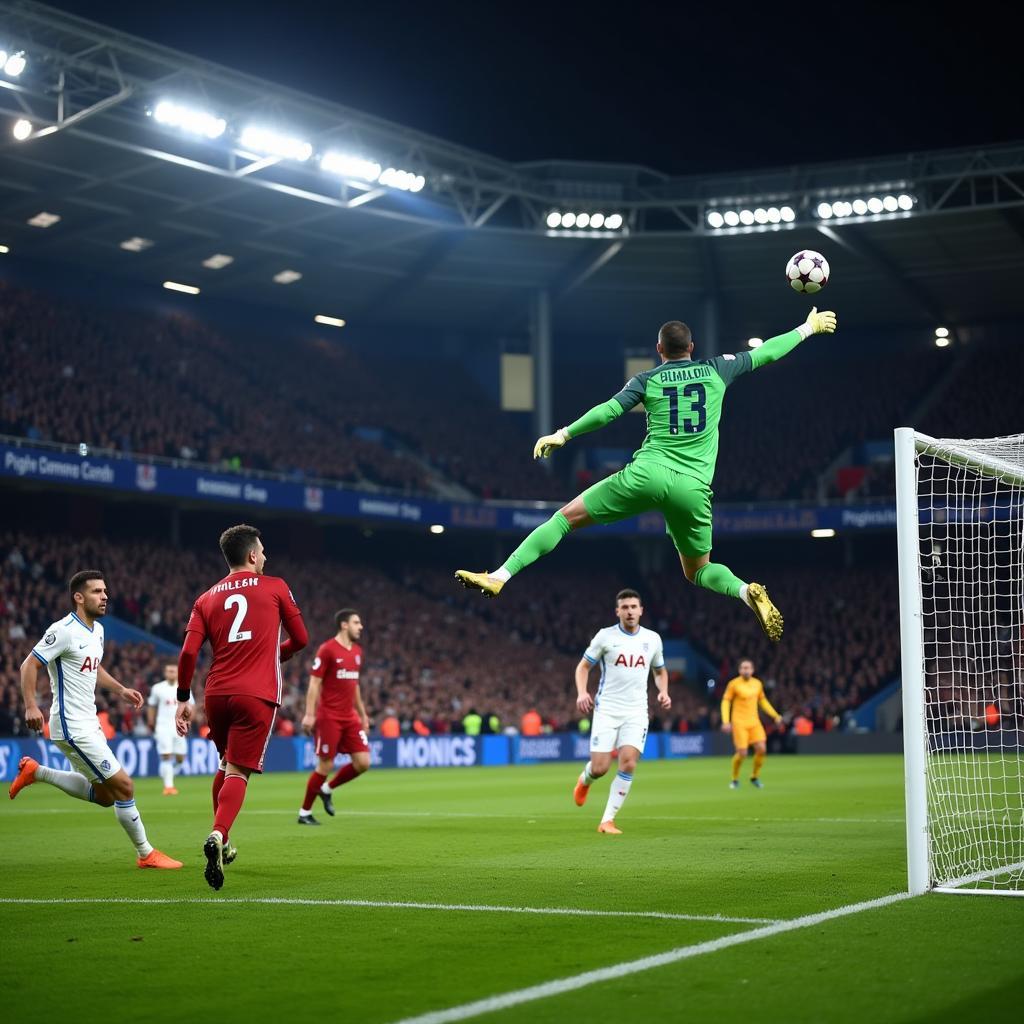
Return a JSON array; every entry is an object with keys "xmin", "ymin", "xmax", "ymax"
[
  {"xmin": 213, "ymin": 774, "xmax": 248, "ymax": 841},
  {"xmin": 212, "ymin": 769, "xmax": 225, "ymax": 815},
  {"xmin": 302, "ymin": 771, "xmax": 327, "ymax": 811},
  {"xmin": 329, "ymin": 764, "xmax": 358, "ymax": 789}
]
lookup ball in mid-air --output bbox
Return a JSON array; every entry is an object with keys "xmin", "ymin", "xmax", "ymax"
[{"xmin": 786, "ymin": 250, "xmax": 830, "ymax": 294}]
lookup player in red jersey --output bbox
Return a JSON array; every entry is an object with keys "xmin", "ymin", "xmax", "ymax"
[
  {"xmin": 175, "ymin": 524, "xmax": 308, "ymax": 890},
  {"xmin": 297, "ymin": 608, "xmax": 370, "ymax": 824}
]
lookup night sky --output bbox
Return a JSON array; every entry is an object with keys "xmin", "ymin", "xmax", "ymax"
[{"xmin": 43, "ymin": 2, "xmax": 1020, "ymax": 174}]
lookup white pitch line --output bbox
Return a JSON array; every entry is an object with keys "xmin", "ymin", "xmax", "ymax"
[
  {"xmin": 0, "ymin": 896, "xmax": 779, "ymax": 925},
  {"xmin": 384, "ymin": 891, "xmax": 915, "ymax": 1024}
]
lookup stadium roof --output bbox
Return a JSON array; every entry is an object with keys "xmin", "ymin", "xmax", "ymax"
[{"xmin": 2, "ymin": 0, "xmax": 1024, "ymax": 340}]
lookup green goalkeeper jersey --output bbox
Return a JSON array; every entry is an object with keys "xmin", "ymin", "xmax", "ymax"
[{"xmin": 565, "ymin": 327, "xmax": 805, "ymax": 487}]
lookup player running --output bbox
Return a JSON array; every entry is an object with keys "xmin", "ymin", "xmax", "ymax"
[
  {"xmin": 721, "ymin": 658, "xmax": 782, "ymax": 789},
  {"xmin": 572, "ymin": 589, "xmax": 670, "ymax": 834},
  {"xmin": 176, "ymin": 524, "xmax": 308, "ymax": 889},
  {"xmin": 148, "ymin": 664, "xmax": 193, "ymax": 795},
  {"xmin": 297, "ymin": 608, "xmax": 371, "ymax": 824},
  {"xmin": 9, "ymin": 570, "xmax": 182, "ymax": 869},
  {"xmin": 456, "ymin": 308, "xmax": 838, "ymax": 642}
]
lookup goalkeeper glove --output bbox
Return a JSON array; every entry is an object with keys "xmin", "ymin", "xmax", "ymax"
[
  {"xmin": 798, "ymin": 306, "xmax": 837, "ymax": 339},
  {"xmin": 533, "ymin": 427, "xmax": 570, "ymax": 460}
]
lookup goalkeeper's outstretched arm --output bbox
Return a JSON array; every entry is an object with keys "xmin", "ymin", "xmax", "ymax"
[
  {"xmin": 534, "ymin": 381, "xmax": 644, "ymax": 459},
  {"xmin": 750, "ymin": 307, "xmax": 837, "ymax": 370}
]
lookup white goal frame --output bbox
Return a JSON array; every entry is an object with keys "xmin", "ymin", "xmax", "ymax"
[{"xmin": 895, "ymin": 426, "xmax": 1024, "ymax": 896}]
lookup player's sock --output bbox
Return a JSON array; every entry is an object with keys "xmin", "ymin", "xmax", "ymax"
[
  {"xmin": 114, "ymin": 799, "xmax": 153, "ymax": 858},
  {"xmin": 498, "ymin": 512, "xmax": 572, "ymax": 578},
  {"xmin": 601, "ymin": 770, "xmax": 633, "ymax": 822},
  {"xmin": 580, "ymin": 760, "xmax": 597, "ymax": 786},
  {"xmin": 752, "ymin": 750, "xmax": 765, "ymax": 779},
  {"xmin": 302, "ymin": 770, "xmax": 328, "ymax": 811},
  {"xmin": 693, "ymin": 562, "xmax": 745, "ymax": 600},
  {"xmin": 34, "ymin": 764, "xmax": 94, "ymax": 802},
  {"xmin": 328, "ymin": 764, "xmax": 358, "ymax": 789},
  {"xmin": 212, "ymin": 768, "xmax": 225, "ymax": 814},
  {"xmin": 160, "ymin": 760, "xmax": 175, "ymax": 790},
  {"xmin": 731, "ymin": 753, "xmax": 744, "ymax": 782},
  {"xmin": 213, "ymin": 774, "xmax": 248, "ymax": 840}
]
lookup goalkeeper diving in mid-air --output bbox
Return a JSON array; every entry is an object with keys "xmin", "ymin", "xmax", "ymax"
[{"xmin": 455, "ymin": 307, "xmax": 838, "ymax": 642}]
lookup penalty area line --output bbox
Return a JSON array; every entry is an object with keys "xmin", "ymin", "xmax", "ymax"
[
  {"xmin": 0, "ymin": 896, "xmax": 779, "ymax": 925},
  {"xmin": 384, "ymin": 890, "xmax": 915, "ymax": 1024}
]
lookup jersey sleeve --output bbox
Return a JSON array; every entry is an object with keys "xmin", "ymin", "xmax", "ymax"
[
  {"xmin": 309, "ymin": 643, "xmax": 330, "ymax": 680},
  {"xmin": 147, "ymin": 687, "xmax": 160, "ymax": 707},
  {"xmin": 583, "ymin": 632, "xmax": 605, "ymax": 664},
  {"xmin": 277, "ymin": 578, "xmax": 302, "ymax": 620},
  {"xmin": 651, "ymin": 636, "xmax": 666, "ymax": 670},
  {"xmin": 610, "ymin": 373, "xmax": 647, "ymax": 413},
  {"xmin": 709, "ymin": 352, "xmax": 754, "ymax": 386},
  {"xmin": 32, "ymin": 620, "xmax": 69, "ymax": 665},
  {"xmin": 184, "ymin": 599, "xmax": 207, "ymax": 640}
]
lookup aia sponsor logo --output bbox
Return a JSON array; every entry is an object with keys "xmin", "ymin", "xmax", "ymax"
[
  {"xmin": 614, "ymin": 653, "xmax": 646, "ymax": 668},
  {"xmin": 136, "ymin": 464, "xmax": 158, "ymax": 491}
]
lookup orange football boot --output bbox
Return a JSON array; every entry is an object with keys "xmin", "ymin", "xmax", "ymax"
[
  {"xmin": 597, "ymin": 820, "xmax": 623, "ymax": 835},
  {"xmin": 8, "ymin": 756, "xmax": 39, "ymax": 800},
  {"xmin": 162, "ymin": 787, "xmax": 179, "ymax": 796},
  {"xmin": 138, "ymin": 849, "xmax": 183, "ymax": 869},
  {"xmin": 573, "ymin": 778, "xmax": 589, "ymax": 807}
]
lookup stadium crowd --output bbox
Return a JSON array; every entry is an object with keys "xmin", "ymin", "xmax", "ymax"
[{"xmin": 1, "ymin": 526, "xmax": 906, "ymax": 739}]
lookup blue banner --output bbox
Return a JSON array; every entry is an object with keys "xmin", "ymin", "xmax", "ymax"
[
  {"xmin": 0, "ymin": 731, "xmax": 715, "ymax": 781},
  {"xmin": 0, "ymin": 438, "xmax": 911, "ymax": 536}
]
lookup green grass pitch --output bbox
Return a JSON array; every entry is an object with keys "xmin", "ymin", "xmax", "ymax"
[{"xmin": 2, "ymin": 755, "xmax": 1020, "ymax": 1023}]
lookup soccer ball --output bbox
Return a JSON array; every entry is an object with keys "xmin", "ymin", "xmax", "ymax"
[{"xmin": 786, "ymin": 250, "xmax": 830, "ymax": 294}]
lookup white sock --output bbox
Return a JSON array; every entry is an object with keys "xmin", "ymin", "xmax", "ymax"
[
  {"xmin": 173, "ymin": 760, "xmax": 183, "ymax": 776},
  {"xmin": 160, "ymin": 761, "xmax": 175, "ymax": 789},
  {"xmin": 35, "ymin": 764, "xmax": 95, "ymax": 802},
  {"xmin": 601, "ymin": 770, "xmax": 634, "ymax": 822},
  {"xmin": 114, "ymin": 799, "xmax": 153, "ymax": 857},
  {"xmin": 320, "ymin": 782, "xmax": 332, "ymax": 795},
  {"xmin": 740, "ymin": 584, "xmax": 751, "ymax": 608},
  {"xmin": 299, "ymin": 807, "xmax": 312, "ymax": 817},
  {"xmin": 580, "ymin": 760, "xmax": 597, "ymax": 787},
  {"xmin": 490, "ymin": 567, "xmax": 511, "ymax": 583}
]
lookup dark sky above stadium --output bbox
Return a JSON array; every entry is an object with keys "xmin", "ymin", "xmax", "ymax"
[{"xmin": 57, "ymin": 0, "xmax": 1009, "ymax": 175}]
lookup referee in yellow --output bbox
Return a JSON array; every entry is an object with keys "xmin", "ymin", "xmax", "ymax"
[{"xmin": 721, "ymin": 658, "xmax": 782, "ymax": 789}]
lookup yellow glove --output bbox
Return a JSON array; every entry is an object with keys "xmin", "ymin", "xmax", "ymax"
[
  {"xmin": 805, "ymin": 307, "xmax": 837, "ymax": 335},
  {"xmin": 533, "ymin": 427, "xmax": 570, "ymax": 460}
]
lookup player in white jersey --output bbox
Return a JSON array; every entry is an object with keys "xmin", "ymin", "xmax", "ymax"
[
  {"xmin": 8, "ymin": 570, "xmax": 182, "ymax": 869},
  {"xmin": 572, "ymin": 588, "xmax": 670, "ymax": 834},
  {"xmin": 148, "ymin": 664, "xmax": 193, "ymax": 795}
]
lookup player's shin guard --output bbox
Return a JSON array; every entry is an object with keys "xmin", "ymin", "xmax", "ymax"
[
  {"xmin": 752, "ymin": 750, "xmax": 765, "ymax": 779},
  {"xmin": 302, "ymin": 770, "xmax": 327, "ymax": 811},
  {"xmin": 499, "ymin": 511, "xmax": 572, "ymax": 578},
  {"xmin": 731, "ymin": 752, "xmax": 744, "ymax": 781},
  {"xmin": 211, "ymin": 768, "xmax": 226, "ymax": 814},
  {"xmin": 601, "ymin": 770, "xmax": 633, "ymax": 822},
  {"xmin": 34, "ymin": 764, "xmax": 94, "ymax": 802},
  {"xmin": 328, "ymin": 764, "xmax": 358, "ymax": 789},
  {"xmin": 693, "ymin": 562, "xmax": 745, "ymax": 600},
  {"xmin": 213, "ymin": 774, "xmax": 248, "ymax": 841},
  {"xmin": 114, "ymin": 799, "xmax": 153, "ymax": 858}
]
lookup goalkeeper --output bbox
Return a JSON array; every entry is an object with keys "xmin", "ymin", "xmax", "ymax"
[{"xmin": 456, "ymin": 308, "xmax": 837, "ymax": 642}]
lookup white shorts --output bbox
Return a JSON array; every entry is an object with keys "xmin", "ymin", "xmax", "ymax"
[
  {"xmin": 589, "ymin": 707, "xmax": 649, "ymax": 754},
  {"xmin": 155, "ymin": 730, "xmax": 187, "ymax": 757},
  {"xmin": 51, "ymin": 719, "xmax": 121, "ymax": 783}
]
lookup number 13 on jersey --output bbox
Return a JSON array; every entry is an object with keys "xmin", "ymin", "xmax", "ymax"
[{"xmin": 664, "ymin": 382, "xmax": 707, "ymax": 435}]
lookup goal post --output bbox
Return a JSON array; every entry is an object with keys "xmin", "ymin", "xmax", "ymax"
[{"xmin": 895, "ymin": 427, "xmax": 1024, "ymax": 896}]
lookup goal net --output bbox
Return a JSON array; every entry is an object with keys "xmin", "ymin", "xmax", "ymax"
[{"xmin": 896, "ymin": 428, "xmax": 1024, "ymax": 896}]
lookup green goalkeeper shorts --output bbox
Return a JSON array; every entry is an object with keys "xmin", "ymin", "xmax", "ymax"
[{"xmin": 580, "ymin": 459, "xmax": 713, "ymax": 557}]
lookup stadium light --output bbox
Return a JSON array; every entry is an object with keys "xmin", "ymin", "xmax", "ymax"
[
  {"xmin": 605, "ymin": 213, "xmax": 623, "ymax": 230},
  {"xmin": 753, "ymin": 208, "xmax": 769, "ymax": 224},
  {"xmin": 706, "ymin": 211, "xmax": 725, "ymax": 229},
  {"xmin": 27, "ymin": 211, "xmax": 60, "ymax": 228},
  {"xmin": 852, "ymin": 199, "xmax": 868, "ymax": 215},
  {"xmin": 934, "ymin": 336, "xmax": 951, "ymax": 348},
  {"xmin": 429, "ymin": 524, "xmax": 445, "ymax": 535},
  {"xmin": 202, "ymin": 253, "xmax": 234, "ymax": 269},
  {"xmin": 747, "ymin": 337, "xmax": 764, "ymax": 348},
  {"xmin": 320, "ymin": 151, "xmax": 382, "ymax": 183},
  {"xmin": 723, "ymin": 211, "xmax": 740, "ymax": 227},
  {"xmin": 163, "ymin": 281, "xmax": 200, "ymax": 295},
  {"xmin": 590, "ymin": 213, "xmax": 605, "ymax": 228},
  {"xmin": 239, "ymin": 124, "xmax": 312, "ymax": 162},
  {"xmin": 0, "ymin": 244, "xmax": 9, "ymax": 254},
  {"xmin": 739, "ymin": 209, "xmax": 755, "ymax": 225},
  {"xmin": 12, "ymin": 118, "xmax": 32, "ymax": 141},
  {"xmin": 545, "ymin": 211, "xmax": 561, "ymax": 228},
  {"xmin": 314, "ymin": 314, "xmax": 346, "ymax": 328},
  {"xmin": 817, "ymin": 202, "xmax": 833, "ymax": 219},
  {"xmin": 379, "ymin": 167, "xmax": 426, "ymax": 192},
  {"xmin": 935, "ymin": 327, "xmax": 949, "ymax": 338},
  {"xmin": 576, "ymin": 212, "xmax": 591, "ymax": 228},
  {"xmin": 767, "ymin": 207, "xmax": 781, "ymax": 224},
  {"xmin": 897, "ymin": 194, "xmax": 914, "ymax": 210},
  {"xmin": 3, "ymin": 51, "xmax": 26, "ymax": 77},
  {"xmin": 811, "ymin": 528, "xmax": 836, "ymax": 538},
  {"xmin": 273, "ymin": 269, "xmax": 302, "ymax": 284},
  {"xmin": 120, "ymin": 237, "xmax": 153, "ymax": 252},
  {"xmin": 780, "ymin": 206, "xmax": 796, "ymax": 222},
  {"xmin": 882, "ymin": 195, "xmax": 899, "ymax": 212},
  {"xmin": 152, "ymin": 99, "xmax": 227, "ymax": 140},
  {"xmin": 546, "ymin": 210, "xmax": 624, "ymax": 233},
  {"xmin": 560, "ymin": 212, "xmax": 576, "ymax": 228},
  {"xmin": 867, "ymin": 197, "xmax": 884, "ymax": 214}
]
